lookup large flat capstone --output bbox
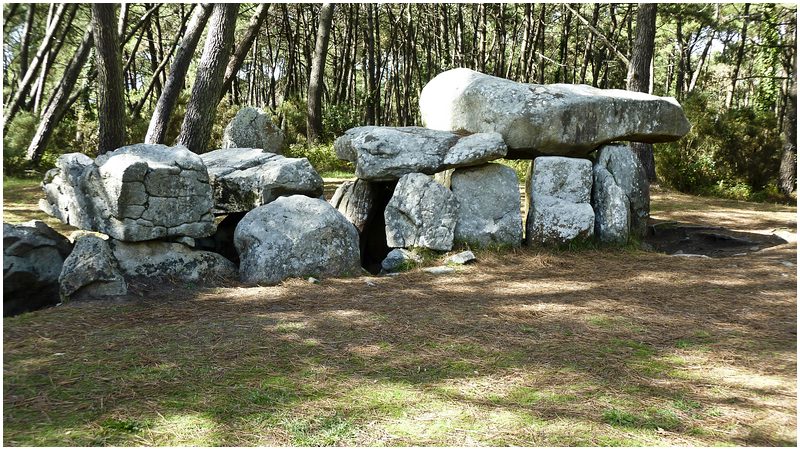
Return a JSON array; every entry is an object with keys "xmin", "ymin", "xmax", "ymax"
[
  {"xmin": 420, "ymin": 68, "xmax": 690, "ymax": 157},
  {"xmin": 200, "ymin": 148, "xmax": 323, "ymax": 214},
  {"xmin": 40, "ymin": 144, "xmax": 215, "ymax": 241},
  {"xmin": 335, "ymin": 126, "xmax": 507, "ymax": 181}
]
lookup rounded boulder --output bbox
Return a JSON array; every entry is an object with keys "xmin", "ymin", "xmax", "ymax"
[{"xmin": 234, "ymin": 195, "xmax": 361, "ymax": 284}]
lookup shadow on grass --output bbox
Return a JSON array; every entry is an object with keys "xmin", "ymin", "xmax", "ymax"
[{"xmin": 4, "ymin": 243, "xmax": 797, "ymax": 446}]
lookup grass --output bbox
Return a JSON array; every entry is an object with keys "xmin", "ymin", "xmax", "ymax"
[{"xmin": 3, "ymin": 178, "xmax": 797, "ymax": 446}]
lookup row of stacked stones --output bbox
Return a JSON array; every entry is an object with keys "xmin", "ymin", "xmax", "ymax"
[
  {"xmin": 4, "ymin": 107, "xmax": 351, "ymax": 315},
  {"xmin": 4, "ymin": 68, "xmax": 689, "ymax": 314},
  {"xmin": 332, "ymin": 68, "xmax": 689, "ymax": 271}
]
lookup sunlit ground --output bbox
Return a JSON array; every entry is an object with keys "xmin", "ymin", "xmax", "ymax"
[{"xmin": 3, "ymin": 177, "xmax": 796, "ymax": 446}]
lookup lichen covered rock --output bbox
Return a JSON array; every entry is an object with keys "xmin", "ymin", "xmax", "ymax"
[
  {"xmin": 385, "ymin": 173, "xmax": 459, "ymax": 251},
  {"xmin": 420, "ymin": 68, "xmax": 690, "ymax": 157},
  {"xmin": 234, "ymin": 195, "xmax": 361, "ymax": 285},
  {"xmin": 40, "ymin": 144, "xmax": 215, "ymax": 241},
  {"xmin": 200, "ymin": 147, "xmax": 323, "ymax": 214},
  {"xmin": 526, "ymin": 157, "xmax": 594, "ymax": 245}
]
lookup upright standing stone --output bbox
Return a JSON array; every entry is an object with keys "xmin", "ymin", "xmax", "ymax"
[
  {"xmin": 59, "ymin": 235, "xmax": 127, "ymax": 301},
  {"xmin": 385, "ymin": 173, "xmax": 459, "ymax": 251},
  {"xmin": 450, "ymin": 164, "xmax": 523, "ymax": 247},
  {"xmin": 222, "ymin": 106, "xmax": 284, "ymax": 153},
  {"xmin": 592, "ymin": 144, "xmax": 650, "ymax": 243},
  {"xmin": 526, "ymin": 157, "xmax": 594, "ymax": 245}
]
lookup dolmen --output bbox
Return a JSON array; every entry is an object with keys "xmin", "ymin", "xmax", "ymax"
[{"xmin": 331, "ymin": 68, "xmax": 688, "ymax": 271}]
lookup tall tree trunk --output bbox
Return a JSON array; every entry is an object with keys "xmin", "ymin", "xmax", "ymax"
[
  {"xmin": 779, "ymin": 43, "xmax": 797, "ymax": 195},
  {"xmin": 306, "ymin": 3, "xmax": 334, "ymax": 142},
  {"xmin": 92, "ymin": 4, "xmax": 126, "ymax": 154},
  {"xmin": 364, "ymin": 4, "xmax": 377, "ymax": 124},
  {"xmin": 18, "ymin": 4, "xmax": 35, "ymax": 82},
  {"xmin": 4, "ymin": 3, "xmax": 67, "ymax": 132},
  {"xmin": 220, "ymin": 3, "xmax": 270, "ymax": 99},
  {"xmin": 177, "ymin": 3, "xmax": 239, "ymax": 154},
  {"xmin": 31, "ymin": 4, "xmax": 77, "ymax": 114},
  {"xmin": 145, "ymin": 3, "xmax": 212, "ymax": 144},
  {"xmin": 132, "ymin": 5, "xmax": 193, "ymax": 119},
  {"xmin": 726, "ymin": 3, "xmax": 751, "ymax": 108},
  {"xmin": 26, "ymin": 27, "xmax": 94, "ymax": 164},
  {"xmin": 627, "ymin": 3, "xmax": 658, "ymax": 181}
]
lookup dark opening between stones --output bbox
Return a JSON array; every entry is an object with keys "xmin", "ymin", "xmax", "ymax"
[
  {"xmin": 195, "ymin": 212, "xmax": 247, "ymax": 266},
  {"xmin": 360, "ymin": 181, "xmax": 396, "ymax": 274}
]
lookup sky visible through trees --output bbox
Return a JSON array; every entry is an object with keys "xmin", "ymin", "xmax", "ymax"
[{"xmin": 2, "ymin": 3, "xmax": 796, "ymax": 198}]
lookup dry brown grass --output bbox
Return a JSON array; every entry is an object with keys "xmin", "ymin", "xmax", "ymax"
[{"xmin": 3, "ymin": 178, "xmax": 797, "ymax": 446}]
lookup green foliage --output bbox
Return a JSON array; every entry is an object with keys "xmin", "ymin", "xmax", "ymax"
[
  {"xmin": 656, "ymin": 94, "xmax": 785, "ymax": 201},
  {"xmin": 322, "ymin": 103, "xmax": 361, "ymax": 141},
  {"xmin": 277, "ymin": 98, "xmax": 307, "ymax": 146},
  {"xmin": 2, "ymin": 111, "xmax": 38, "ymax": 174},
  {"xmin": 284, "ymin": 142, "xmax": 353, "ymax": 174}
]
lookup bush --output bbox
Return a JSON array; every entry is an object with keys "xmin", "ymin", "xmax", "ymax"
[
  {"xmin": 2, "ymin": 111, "xmax": 38, "ymax": 174},
  {"xmin": 656, "ymin": 93, "xmax": 785, "ymax": 201},
  {"xmin": 284, "ymin": 142, "xmax": 353, "ymax": 175}
]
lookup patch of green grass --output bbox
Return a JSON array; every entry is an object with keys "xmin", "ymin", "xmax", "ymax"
[
  {"xmin": 319, "ymin": 170, "xmax": 355, "ymax": 179},
  {"xmin": 282, "ymin": 413, "xmax": 355, "ymax": 446},
  {"xmin": 101, "ymin": 417, "xmax": 146, "ymax": 433},
  {"xmin": 602, "ymin": 407, "xmax": 683, "ymax": 431}
]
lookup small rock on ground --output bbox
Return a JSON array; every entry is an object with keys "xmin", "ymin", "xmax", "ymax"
[
  {"xmin": 423, "ymin": 266, "xmax": 456, "ymax": 275},
  {"xmin": 444, "ymin": 251, "xmax": 476, "ymax": 265}
]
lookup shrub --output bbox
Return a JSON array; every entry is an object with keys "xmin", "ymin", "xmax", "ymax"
[
  {"xmin": 656, "ymin": 93, "xmax": 785, "ymax": 201},
  {"xmin": 284, "ymin": 142, "xmax": 353, "ymax": 175}
]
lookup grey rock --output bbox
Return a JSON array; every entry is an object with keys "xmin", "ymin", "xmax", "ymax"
[
  {"xmin": 423, "ymin": 266, "xmax": 455, "ymax": 275},
  {"xmin": 40, "ymin": 144, "xmax": 215, "ymax": 241},
  {"xmin": 593, "ymin": 144, "xmax": 650, "ymax": 242},
  {"xmin": 3, "ymin": 221, "xmax": 73, "ymax": 316},
  {"xmin": 450, "ymin": 164, "xmax": 523, "ymax": 248},
  {"xmin": 420, "ymin": 68, "xmax": 690, "ymax": 157},
  {"xmin": 59, "ymin": 235, "xmax": 127, "ymax": 301},
  {"xmin": 329, "ymin": 179, "xmax": 374, "ymax": 232},
  {"xmin": 200, "ymin": 147, "xmax": 323, "ymax": 213},
  {"xmin": 335, "ymin": 126, "xmax": 507, "ymax": 181},
  {"xmin": 222, "ymin": 106, "xmax": 284, "ymax": 153},
  {"xmin": 234, "ymin": 195, "xmax": 361, "ymax": 285},
  {"xmin": 109, "ymin": 240, "xmax": 237, "ymax": 283},
  {"xmin": 444, "ymin": 250, "xmax": 476, "ymax": 265},
  {"xmin": 381, "ymin": 248, "xmax": 423, "ymax": 272},
  {"xmin": 385, "ymin": 173, "xmax": 459, "ymax": 251},
  {"xmin": 526, "ymin": 157, "xmax": 595, "ymax": 245}
]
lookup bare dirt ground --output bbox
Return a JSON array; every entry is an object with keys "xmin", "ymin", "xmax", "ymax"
[{"xmin": 3, "ymin": 178, "xmax": 797, "ymax": 446}]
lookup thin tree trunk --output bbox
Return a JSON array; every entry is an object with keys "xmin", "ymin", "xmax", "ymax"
[
  {"xmin": 220, "ymin": 3, "xmax": 270, "ymax": 99},
  {"xmin": 145, "ymin": 3, "xmax": 212, "ymax": 144},
  {"xmin": 306, "ymin": 3, "xmax": 334, "ymax": 142},
  {"xmin": 177, "ymin": 3, "xmax": 239, "ymax": 154},
  {"xmin": 92, "ymin": 3, "xmax": 126, "ymax": 154},
  {"xmin": 726, "ymin": 3, "xmax": 751, "ymax": 108},
  {"xmin": 31, "ymin": 4, "xmax": 77, "ymax": 114},
  {"xmin": 18, "ymin": 4, "xmax": 35, "ymax": 82},
  {"xmin": 26, "ymin": 27, "xmax": 94, "ymax": 164},
  {"xmin": 627, "ymin": 3, "xmax": 658, "ymax": 182},
  {"xmin": 132, "ymin": 5, "xmax": 193, "ymax": 118},
  {"xmin": 779, "ymin": 40, "xmax": 797, "ymax": 195},
  {"xmin": 4, "ymin": 3, "xmax": 67, "ymax": 131}
]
